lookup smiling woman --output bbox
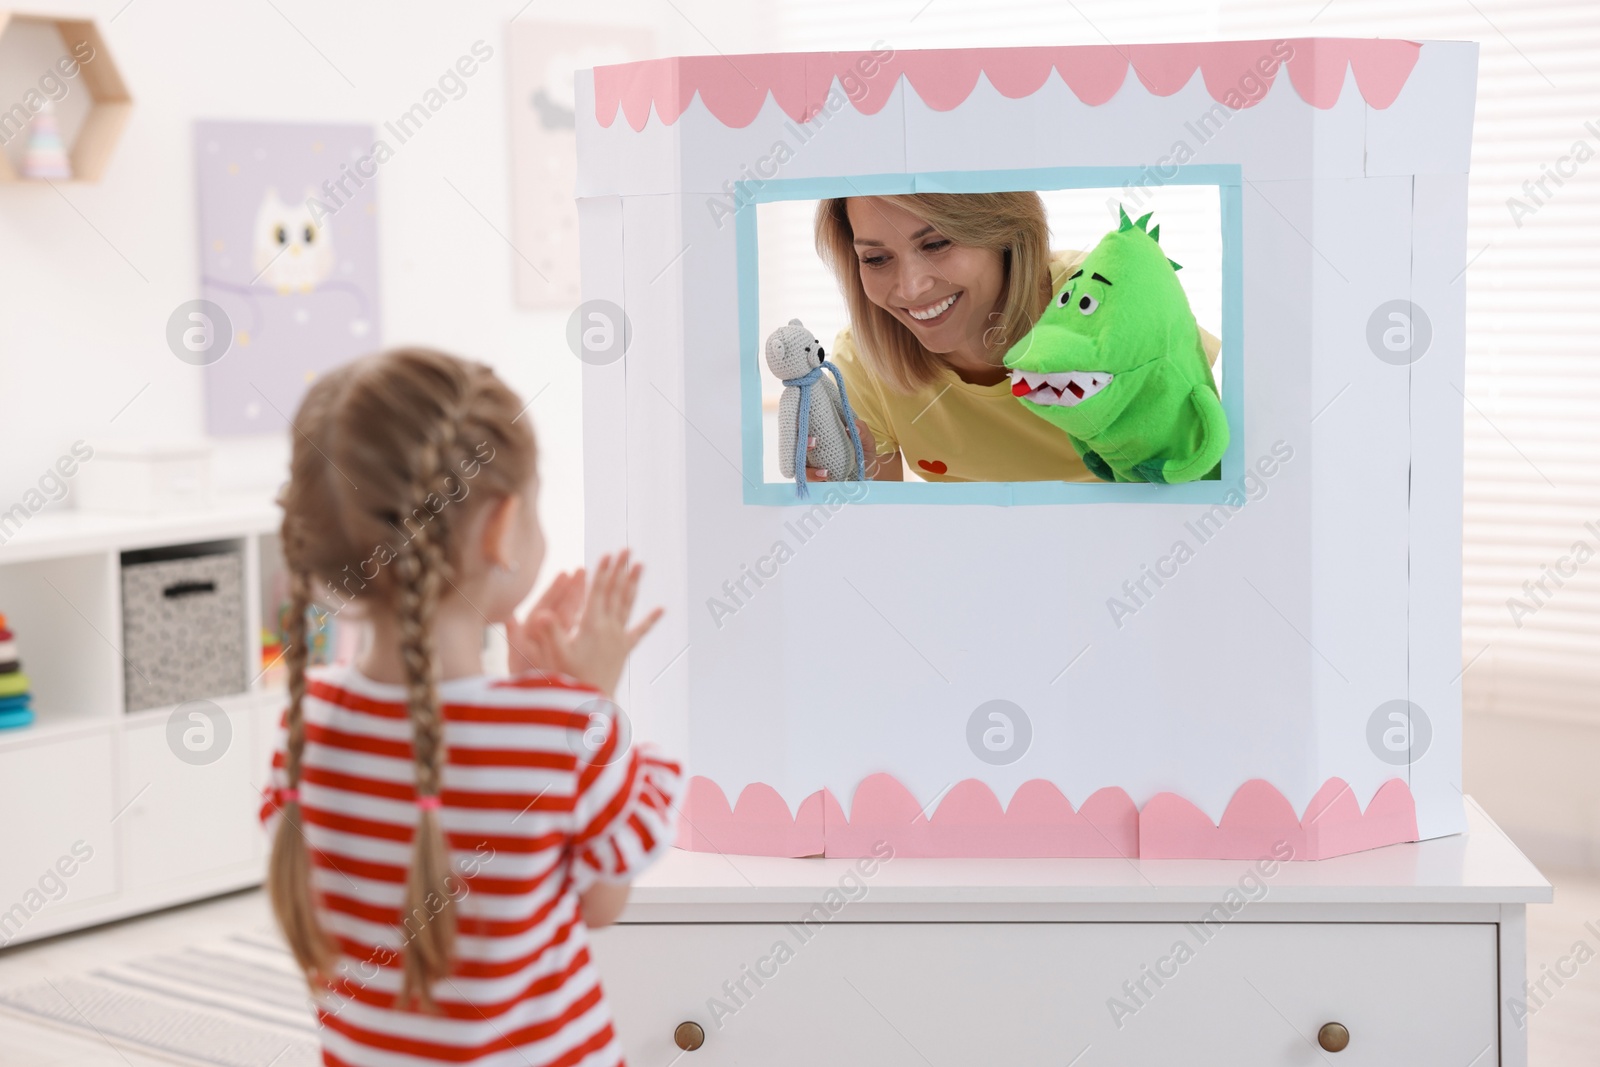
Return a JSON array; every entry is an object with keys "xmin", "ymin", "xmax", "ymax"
[{"xmin": 807, "ymin": 192, "xmax": 1220, "ymax": 484}]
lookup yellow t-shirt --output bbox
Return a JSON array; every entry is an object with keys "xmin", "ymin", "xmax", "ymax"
[{"xmin": 832, "ymin": 250, "xmax": 1221, "ymax": 482}]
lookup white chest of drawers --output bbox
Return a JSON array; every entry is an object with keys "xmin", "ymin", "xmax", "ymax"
[{"xmin": 590, "ymin": 799, "xmax": 1549, "ymax": 1066}]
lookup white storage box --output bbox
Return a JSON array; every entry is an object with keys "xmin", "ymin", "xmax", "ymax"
[{"xmin": 77, "ymin": 442, "xmax": 212, "ymax": 514}]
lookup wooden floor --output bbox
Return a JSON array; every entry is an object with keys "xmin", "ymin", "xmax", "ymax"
[{"xmin": 0, "ymin": 869, "xmax": 1596, "ymax": 1065}]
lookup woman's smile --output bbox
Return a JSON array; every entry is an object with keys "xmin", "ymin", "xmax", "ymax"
[{"xmin": 904, "ymin": 290, "xmax": 962, "ymax": 325}]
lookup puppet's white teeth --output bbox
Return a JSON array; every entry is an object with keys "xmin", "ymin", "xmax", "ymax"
[{"xmin": 1016, "ymin": 371, "xmax": 1113, "ymax": 407}]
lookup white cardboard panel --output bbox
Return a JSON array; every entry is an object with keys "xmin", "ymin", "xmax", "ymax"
[
  {"xmin": 666, "ymin": 95, "xmax": 818, "ymax": 199},
  {"xmin": 1221, "ymin": 173, "xmax": 1321, "ymax": 814},
  {"xmin": 1195, "ymin": 59, "xmax": 1366, "ymax": 181},
  {"xmin": 1304, "ymin": 177, "xmax": 1415, "ymax": 807},
  {"xmin": 575, "ymin": 69, "xmax": 682, "ymax": 199},
  {"xmin": 1238, "ymin": 176, "xmax": 1317, "ymax": 473},
  {"xmin": 578, "ymin": 193, "xmax": 687, "ymax": 748},
  {"xmin": 1366, "ymin": 41, "xmax": 1479, "ymax": 178},
  {"xmin": 581, "ymin": 51, "xmax": 1378, "ymax": 198},
  {"xmin": 680, "ymin": 494, "xmax": 1325, "ymax": 821},
  {"xmin": 614, "ymin": 195, "xmax": 694, "ymax": 762},
  {"xmin": 579, "ymin": 195, "xmax": 628, "ymax": 559},
  {"xmin": 667, "ymin": 157, "xmax": 1330, "ymax": 818},
  {"xmin": 672, "ymin": 187, "xmax": 813, "ymax": 801},
  {"xmin": 901, "ymin": 63, "xmax": 1352, "ymax": 178},
  {"xmin": 1409, "ymin": 171, "xmax": 1469, "ymax": 840},
  {"xmin": 895, "ymin": 56, "xmax": 1362, "ymax": 181},
  {"xmin": 677, "ymin": 77, "xmax": 909, "ymax": 190},
  {"xmin": 578, "ymin": 69, "xmax": 910, "ymax": 198},
  {"xmin": 661, "ymin": 172, "xmax": 1447, "ymax": 824},
  {"xmin": 901, "ymin": 69, "xmax": 1068, "ymax": 175}
]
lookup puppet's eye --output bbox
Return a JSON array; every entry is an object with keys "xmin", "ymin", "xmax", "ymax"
[
  {"xmin": 1056, "ymin": 289, "xmax": 1073, "ymax": 308},
  {"xmin": 1077, "ymin": 294, "xmax": 1099, "ymax": 315}
]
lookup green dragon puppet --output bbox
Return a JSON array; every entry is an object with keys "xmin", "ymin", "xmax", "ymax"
[{"xmin": 1004, "ymin": 207, "xmax": 1228, "ymax": 484}]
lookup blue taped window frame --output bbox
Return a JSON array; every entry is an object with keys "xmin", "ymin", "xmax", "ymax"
[{"xmin": 736, "ymin": 165, "xmax": 1244, "ymax": 505}]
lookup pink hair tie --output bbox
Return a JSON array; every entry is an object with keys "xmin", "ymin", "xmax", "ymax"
[
  {"xmin": 416, "ymin": 795, "xmax": 442, "ymax": 811},
  {"xmin": 278, "ymin": 788, "xmax": 301, "ymax": 804}
]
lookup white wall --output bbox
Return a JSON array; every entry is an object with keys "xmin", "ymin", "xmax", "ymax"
[
  {"xmin": 1466, "ymin": 712, "xmax": 1600, "ymax": 870},
  {"xmin": 0, "ymin": 0, "xmax": 772, "ymax": 579}
]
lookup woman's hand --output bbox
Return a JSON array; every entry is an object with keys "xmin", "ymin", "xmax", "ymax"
[
  {"xmin": 803, "ymin": 432, "xmax": 830, "ymax": 482},
  {"xmin": 804, "ymin": 419, "xmax": 903, "ymax": 482},
  {"xmin": 509, "ymin": 550, "xmax": 663, "ymax": 696}
]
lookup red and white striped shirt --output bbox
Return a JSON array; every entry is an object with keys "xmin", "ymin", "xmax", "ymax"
[{"xmin": 259, "ymin": 664, "xmax": 683, "ymax": 1067}]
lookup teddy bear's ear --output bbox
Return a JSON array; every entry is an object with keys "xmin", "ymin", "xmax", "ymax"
[{"xmin": 789, "ymin": 318, "xmax": 803, "ymax": 327}]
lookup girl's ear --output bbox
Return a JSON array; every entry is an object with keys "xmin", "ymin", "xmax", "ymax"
[{"xmin": 480, "ymin": 493, "xmax": 520, "ymax": 570}]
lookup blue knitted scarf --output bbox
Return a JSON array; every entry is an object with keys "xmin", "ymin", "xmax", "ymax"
[{"xmin": 783, "ymin": 361, "xmax": 866, "ymax": 499}]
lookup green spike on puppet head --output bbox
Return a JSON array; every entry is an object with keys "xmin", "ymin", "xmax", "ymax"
[
  {"xmin": 1114, "ymin": 203, "xmax": 1180, "ymax": 269},
  {"xmin": 1115, "ymin": 204, "xmax": 1158, "ymax": 238}
]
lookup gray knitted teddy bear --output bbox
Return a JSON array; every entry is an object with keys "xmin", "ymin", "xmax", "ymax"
[{"xmin": 765, "ymin": 319, "xmax": 865, "ymax": 496}]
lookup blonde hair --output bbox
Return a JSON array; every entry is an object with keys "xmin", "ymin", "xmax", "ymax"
[
  {"xmin": 814, "ymin": 193, "xmax": 1053, "ymax": 394},
  {"xmin": 268, "ymin": 347, "xmax": 536, "ymax": 1013}
]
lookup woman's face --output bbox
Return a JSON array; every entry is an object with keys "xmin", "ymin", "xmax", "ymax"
[{"xmin": 847, "ymin": 197, "xmax": 1005, "ymax": 356}]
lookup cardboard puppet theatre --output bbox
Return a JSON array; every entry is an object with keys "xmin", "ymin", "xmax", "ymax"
[{"xmin": 576, "ymin": 39, "xmax": 1478, "ymax": 860}]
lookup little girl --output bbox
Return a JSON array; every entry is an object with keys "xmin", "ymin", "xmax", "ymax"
[{"xmin": 259, "ymin": 347, "xmax": 681, "ymax": 1066}]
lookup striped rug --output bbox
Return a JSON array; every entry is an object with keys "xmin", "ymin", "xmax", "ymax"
[{"xmin": 0, "ymin": 931, "xmax": 322, "ymax": 1066}]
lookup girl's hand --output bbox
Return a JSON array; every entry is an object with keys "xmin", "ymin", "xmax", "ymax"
[
  {"xmin": 579, "ymin": 882, "xmax": 631, "ymax": 927},
  {"xmin": 512, "ymin": 550, "xmax": 662, "ymax": 697},
  {"xmin": 507, "ymin": 567, "xmax": 585, "ymax": 675}
]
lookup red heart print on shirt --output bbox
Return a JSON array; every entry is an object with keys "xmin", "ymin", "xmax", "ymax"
[{"xmin": 917, "ymin": 459, "xmax": 948, "ymax": 475}]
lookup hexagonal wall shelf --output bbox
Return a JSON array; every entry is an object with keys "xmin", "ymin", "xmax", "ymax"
[{"xmin": 0, "ymin": 13, "xmax": 131, "ymax": 182}]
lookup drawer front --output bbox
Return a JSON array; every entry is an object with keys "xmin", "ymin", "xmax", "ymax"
[
  {"xmin": 0, "ymin": 734, "xmax": 119, "ymax": 946},
  {"xmin": 118, "ymin": 707, "xmax": 259, "ymax": 890},
  {"xmin": 589, "ymin": 922, "xmax": 1497, "ymax": 1066}
]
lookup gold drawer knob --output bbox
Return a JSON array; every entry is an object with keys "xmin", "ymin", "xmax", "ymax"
[
  {"xmin": 674, "ymin": 1021, "xmax": 706, "ymax": 1051},
  {"xmin": 1318, "ymin": 1022, "xmax": 1350, "ymax": 1052}
]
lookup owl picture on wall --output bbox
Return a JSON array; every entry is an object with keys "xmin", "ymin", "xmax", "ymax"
[
  {"xmin": 196, "ymin": 120, "xmax": 382, "ymax": 438},
  {"xmin": 252, "ymin": 187, "xmax": 335, "ymax": 294}
]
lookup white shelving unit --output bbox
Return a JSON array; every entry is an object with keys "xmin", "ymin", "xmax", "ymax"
[{"xmin": 0, "ymin": 495, "xmax": 287, "ymax": 947}]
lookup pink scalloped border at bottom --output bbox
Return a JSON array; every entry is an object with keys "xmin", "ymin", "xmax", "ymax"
[{"xmin": 674, "ymin": 774, "xmax": 1418, "ymax": 861}]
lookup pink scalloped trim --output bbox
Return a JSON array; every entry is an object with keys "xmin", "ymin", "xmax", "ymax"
[
  {"xmin": 593, "ymin": 39, "xmax": 1422, "ymax": 131},
  {"xmin": 675, "ymin": 773, "xmax": 1137, "ymax": 858},
  {"xmin": 823, "ymin": 774, "xmax": 1140, "ymax": 859},
  {"xmin": 675, "ymin": 777, "xmax": 826, "ymax": 857},
  {"xmin": 673, "ymin": 774, "xmax": 1419, "ymax": 860},
  {"xmin": 1139, "ymin": 777, "xmax": 1419, "ymax": 860}
]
